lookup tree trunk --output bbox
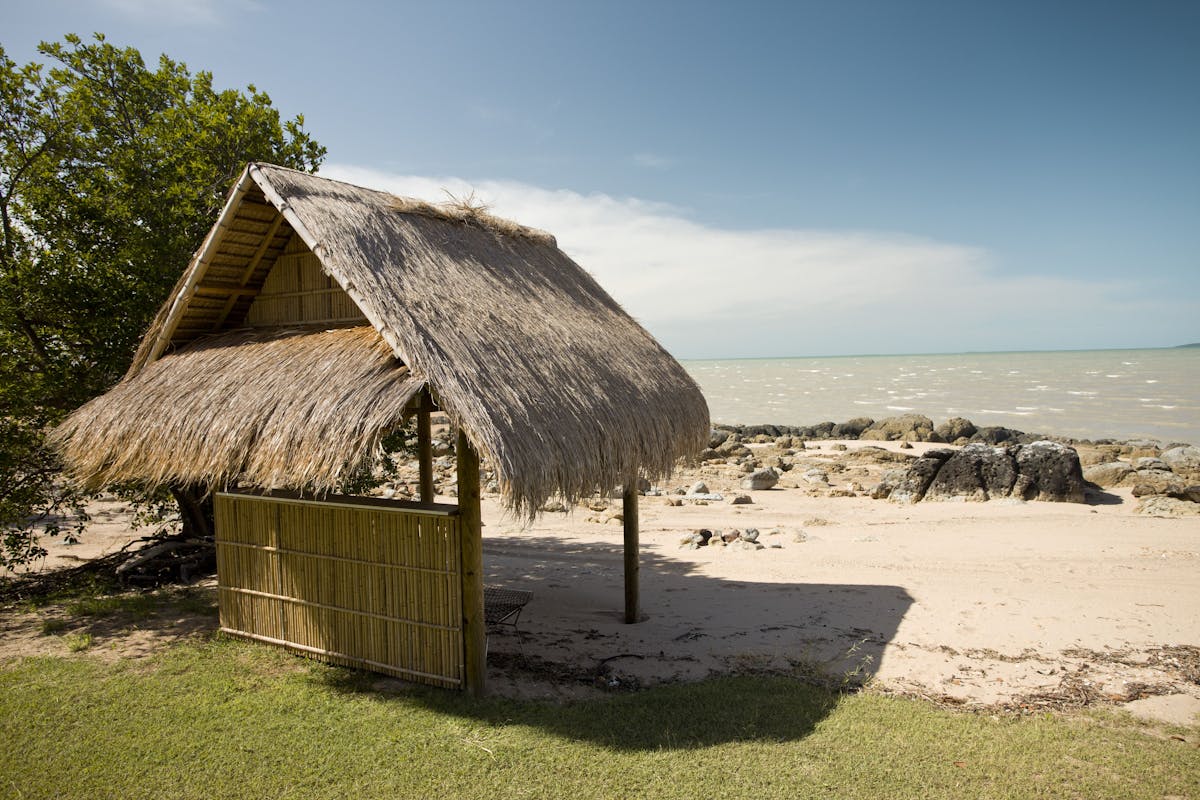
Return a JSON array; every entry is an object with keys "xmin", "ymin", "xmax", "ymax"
[{"xmin": 171, "ymin": 485, "xmax": 214, "ymax": 540}]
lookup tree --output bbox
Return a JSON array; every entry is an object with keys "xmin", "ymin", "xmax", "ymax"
[{"xmin": 0, "ymin": 33, "xmax": 325, "ymax": 567}]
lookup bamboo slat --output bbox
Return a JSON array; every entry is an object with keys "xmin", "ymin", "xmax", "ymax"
[{"xmin": 215, "ymin": 492, "xmax": 464, "ymax": 689}]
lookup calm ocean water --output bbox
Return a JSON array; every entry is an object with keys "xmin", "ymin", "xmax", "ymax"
[{"xmin": 683, "ymin": 348, "xmax": 1200, "ymax": 446}]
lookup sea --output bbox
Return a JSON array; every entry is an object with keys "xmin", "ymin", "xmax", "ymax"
[{"xmin": 682, "ymin": 347, "xmax": 1200, "ymax": 446}]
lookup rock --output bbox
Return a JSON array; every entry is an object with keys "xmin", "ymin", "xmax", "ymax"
[
  {"xmin": 717, "ymin": 439, "xmax": 752, "ymax": 458},
  {"xmin": 861, "ymin": 414, "xmax": 939, "ymax": 442},
  {"xmin": 664, "ymin": 496, "xmax": 683, "ymax": 507},
  {"xmin": 741, "ymin": 468, "xmax": 779, "ymax": 491},
  {"xmin": 899, "ymin": 441, "xmax": 913, "ymax": 450},
  {"xmin": 709, "ymin": 429, "xmax": 731, "ymax": 448},
  {"xmin": 697, "ymin": 447, "xmax": 721, "ymax": 461},
  {"xmin": 432, "ymin": 439, "xmax": 453, "ymax": 456},
  {"xmin": 721, "ymin": 529, "xmax": 741, "ymax": 543},
  {"xmin": 730, "ymin": 494, "xmax": 753, "ymax": 505},
  {"xmin": 793, "ymin": 530, "xmax": 808, "ymax": 543},
  {"xmin": 1082, "ymin": 461, "xmax": 1133, "ymax": 487},
  {"xmin": 679, "ymin": 532, "xmax": 706, "ymax": 548},
  {"xmin": 774, "ymin": 436, "xmax": 794, "ymax": 449},
  {"xmin": 1161, "ymin": 445, "xmax": 1200, "ymax": 480},
  {"xmin": 740, "ymin": 461, "xmax": 756, "ymax": 473},
  {"xmin": 924, "ymin": 443, "xmax": 1018, "ymax": 502},
  {"xmin": 829, "ymin": 488, "xmax": 857, "ymax": 497},
  {"xmin": 1013, "ymin": 441, "xmax": 1087, "ymax": 502},
  {"xmin": 847, "ymin": 446, "xmax": 913, "ymax": 464},
  {"xmin": 741, "ymin": 528, "xmax": 760, "ymax": 543},
  {"xmin": 540, "ymin": 499, "xmax": 567, "ymax": 512},
  {"xmin": 1126, "ymin": 470, "xmax": 1185, "ymax": 496},
  {"xmin": 697, "ymin": 529, "xmax": 713, "ymax": 544},
  {"xmin": 970, "ymin": 426, "xmax": 1024, "ymax": 445},
  {"xmin": 1135, "ymin": 495, "xmax": 1200, "ymax": 517},
  {"xmin": 690, "ymin": 481, "xmax": 710, "ymax": 495},
  {"xmin": 832, "ymin": 417, "xmax": 874, "ymax": 438},
  {"xmin": 801, "ymin": 468, "xmax": 830, "ymax": 485},
  {"xmin": 935, "ymin": 416, "xmax": 977, "ymax": 442},
  {"xmin": 886, "ymin": 449, "xmax": 956, "ymax": 503},
  {"xmin": 832, "ymin": 443, "xmax": 848, "ymax": 451},
  {"xmin": 1133, "ymin": 457, "xmax": 1170, "ymax": 472},
  {"xmin": 870, "ymin": 469, "xmax": 907, "ymax": 499},
  {"xmin": 1169, "ymin": 485, "xmax": 1200, "ymax": 503}
]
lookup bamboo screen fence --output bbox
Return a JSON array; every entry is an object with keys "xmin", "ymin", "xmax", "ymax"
[
  {"xmin": 245, "ymin": 235, "xmax": 367, "ymax": 327},
  {"xmin": 215, "ymin": 491, "xmax": 465, "ymax": 688}
]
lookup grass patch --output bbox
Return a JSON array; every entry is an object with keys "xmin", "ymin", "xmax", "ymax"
[
  {"xmin": 0, "ymin": 639, "xmax": 1196, "ymax": 799},
  {"xmin": 61, "ymin": 632, "xmax": 93, "ymax": 652},
  {"xmin": 64, "ymin": 592, "xmax": 159, "ymax": 619},
  {"xmin": 39, "ymin": 618, "xmax": 69, "ymax": 635}
]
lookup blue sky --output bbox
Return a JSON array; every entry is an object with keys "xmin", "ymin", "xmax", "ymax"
[{"xmin": 3, "ymin": 0, "xmax": 1197, "ymax": 358}]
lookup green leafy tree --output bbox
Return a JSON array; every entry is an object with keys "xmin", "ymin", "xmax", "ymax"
[{"xmin": 1, "ymin": 33, "xmax": 325, "ymax": 568}]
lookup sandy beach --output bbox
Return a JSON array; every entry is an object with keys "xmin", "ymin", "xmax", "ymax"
[{"xmin": 13, "ymin": 436, "xmax": 1199, "ymax": 727}]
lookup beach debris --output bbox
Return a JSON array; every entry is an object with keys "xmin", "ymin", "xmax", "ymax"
[{"xmin": 740, "ymin": 467, "xmax": 779, "ymax": 491}]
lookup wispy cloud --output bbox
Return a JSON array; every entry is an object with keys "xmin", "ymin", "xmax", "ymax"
[
  {"xmin": 97, "ymin": 0, "xmax": 260, "ymax": 26},
  {"xmin": 632, "ymin": 152, "xmax": 675, "ymax": 169},
  {"xmin": 321, "ymin": 163, "xmax": 1157, "ymax": 358}
]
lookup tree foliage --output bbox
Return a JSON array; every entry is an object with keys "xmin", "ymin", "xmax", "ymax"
[{"xmin": 0, "ymin": 33, "xmax": 325, "ymax": 567}]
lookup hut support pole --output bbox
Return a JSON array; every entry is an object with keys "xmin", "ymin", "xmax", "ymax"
[
  {"xmin": 622, "ymin": 483, "xmax": 640, "ymax": 624},
  {"xmin": 418, "ymin": 392, "xmax": 434, "ymax": 502},
  {"xmin": 457, "ymin": 430, "xmax": 486, "ymax": 696}
]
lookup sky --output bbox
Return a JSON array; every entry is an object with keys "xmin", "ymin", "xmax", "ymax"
[{"xmin": 2, "ymin": 0, "xmax": 1197, "ymax": 359}]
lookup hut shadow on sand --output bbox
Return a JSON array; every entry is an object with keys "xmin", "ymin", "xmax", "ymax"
[{"xmin": 315, "ymin": 534, "xmax": 912, "ymax": 750}]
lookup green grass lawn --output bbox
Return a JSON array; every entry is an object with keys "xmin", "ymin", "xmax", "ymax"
[{"xmin": 2, "ymin": 635, "xmax": 1197, "ymax": 800}]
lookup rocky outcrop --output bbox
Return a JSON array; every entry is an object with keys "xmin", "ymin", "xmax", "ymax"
[
  {"xmin": 1161, "ymin": 445, "xmax": 1200, "ymax": 481},
  {"xmin": 879, "ymin": 449, "xmax": 955, "ymax": 503},
  {"xmin": 832, "ymin": 417, "xmax": 874, "ymax": 438},
  {"xmin": 1082, "ymin": 461, "xmax": 1133, "ymax": 487},
  {"xmin": 876, "ymin": 441, "xmax": 1088, "ymax": 503},
  {"xmin": 935, "ymin": 416, "xmax": 977, "ymax": 443},
  {"xmin": 860, "ymin": 414, "xmax": 939, "ymax": 442},
  {"xmin": 924, "ymin": 443, "xmax": 1017, "ymax": 501}
]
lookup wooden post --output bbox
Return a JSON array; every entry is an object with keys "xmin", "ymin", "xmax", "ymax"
[
  {"xmin": 457, "ymin": 429, "xmax": 486, "ymax": 696},
  {"xmin": 622, "ymin": 482, "xmax": 640, "ymax": 624},
  {"xmin": 417, "ymin": 392, "xmax": 435, "ymax": 502}
]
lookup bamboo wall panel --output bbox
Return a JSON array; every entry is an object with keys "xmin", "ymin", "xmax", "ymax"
[
  {"xmin": 215, "ymin": 492, "xmax": 464, "ymax": 688},
  {"xmin": 246, "ymin": 237, "xmax": 367, "ymax": 327}
]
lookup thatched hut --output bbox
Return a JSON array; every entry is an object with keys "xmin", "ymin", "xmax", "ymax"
[{"xmin": 52, "ymin": 163, "xmax": 709, "ymax": 693}]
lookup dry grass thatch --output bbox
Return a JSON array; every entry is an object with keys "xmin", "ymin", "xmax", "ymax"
[
  {"xmin": 57, "ymin": 163, "xmax": 710, "ymax": 516},
  {"xmin": 51, "ymin": 325, "xmax": 422, "ymax": 494}
]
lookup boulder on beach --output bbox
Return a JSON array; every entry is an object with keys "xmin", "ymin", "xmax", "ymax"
[
  {"xmin": 878, "ymin": 441, "xmax": 1088, "ymax": 504},
  {"xmin": 860, "ymin": 414, "xmax": 939, "ymax": 442},
  {"xmin": 1083, "ymin": 461, "xmax": 1133, "ymax": 487},
  {"xmin": 934, "ymin": 416, "xmax": 977, "ymax": 443},
  {"xmin": 832, "ymin": 417, "xmax": 874, "ymax": 438},
  {"xmin": 1161, "ymin": 445, "xmax": 1200, "ymax": 480},
  {"xmin": 741, "ymin": 468, "xmax": 780, "ymax": 491}
]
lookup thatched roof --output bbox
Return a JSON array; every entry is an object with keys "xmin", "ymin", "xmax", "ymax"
[
  {"xmin": 52, "ymin": 163, "xmax": 710, "ymax": 514},
  {"xmin": 52, "ymin": 326, "xmax": 422, "ymax": 493}
]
